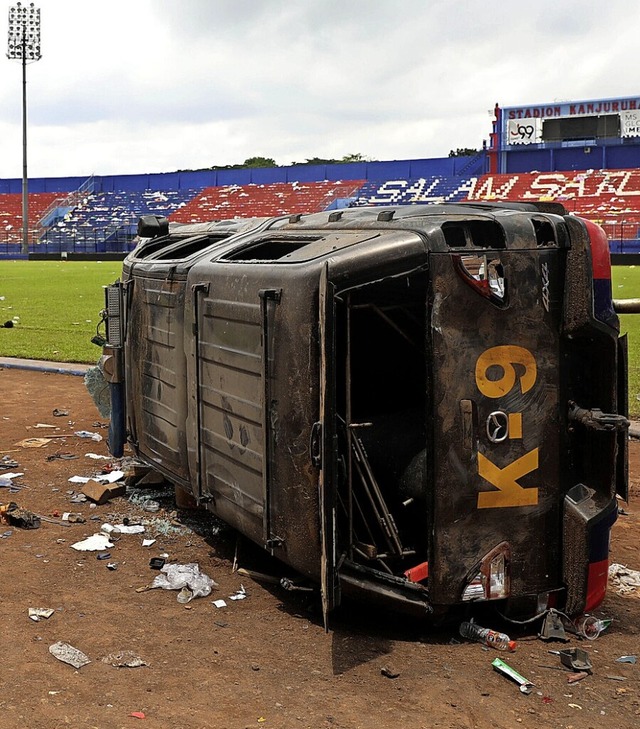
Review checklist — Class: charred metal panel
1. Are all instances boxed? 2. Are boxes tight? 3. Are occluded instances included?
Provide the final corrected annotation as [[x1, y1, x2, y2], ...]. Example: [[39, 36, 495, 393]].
[[429, 247, 564, 603], [196, 291, 265, 542], [125, 275, 190, 483]]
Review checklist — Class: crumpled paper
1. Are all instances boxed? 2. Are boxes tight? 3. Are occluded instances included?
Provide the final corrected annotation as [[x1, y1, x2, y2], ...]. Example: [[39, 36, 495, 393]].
[[609, 563, 640, 595]]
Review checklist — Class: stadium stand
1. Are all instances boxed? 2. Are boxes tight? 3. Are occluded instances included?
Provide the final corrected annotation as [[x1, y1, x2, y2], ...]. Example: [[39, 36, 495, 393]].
[[170, 180, 365, 223], [2, 167, 640, 256]]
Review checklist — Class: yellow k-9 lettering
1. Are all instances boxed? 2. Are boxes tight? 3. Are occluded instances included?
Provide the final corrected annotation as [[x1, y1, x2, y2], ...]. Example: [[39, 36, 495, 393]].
[[475, 345, 539, 509]]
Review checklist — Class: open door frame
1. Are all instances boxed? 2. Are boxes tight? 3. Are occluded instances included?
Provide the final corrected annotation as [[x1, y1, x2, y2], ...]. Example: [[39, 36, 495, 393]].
[[319, 263, 339, 630]]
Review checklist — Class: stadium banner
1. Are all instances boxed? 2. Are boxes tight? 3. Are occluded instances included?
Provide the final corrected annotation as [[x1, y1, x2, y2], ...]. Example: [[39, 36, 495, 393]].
[[507, 118, 542, 145], [620, 110, 640, 138]]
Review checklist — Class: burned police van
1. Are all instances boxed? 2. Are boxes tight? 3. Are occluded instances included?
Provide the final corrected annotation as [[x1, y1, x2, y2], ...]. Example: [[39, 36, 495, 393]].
[[99, 202, 629, 625]]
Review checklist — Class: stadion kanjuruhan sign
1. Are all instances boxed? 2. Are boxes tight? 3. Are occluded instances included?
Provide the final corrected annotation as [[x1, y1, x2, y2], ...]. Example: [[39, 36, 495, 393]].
[[501, 96, 640, 143]]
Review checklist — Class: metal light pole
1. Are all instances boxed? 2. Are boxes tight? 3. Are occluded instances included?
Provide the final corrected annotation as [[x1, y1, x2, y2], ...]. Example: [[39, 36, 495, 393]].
[[7, 3, 41, 256]]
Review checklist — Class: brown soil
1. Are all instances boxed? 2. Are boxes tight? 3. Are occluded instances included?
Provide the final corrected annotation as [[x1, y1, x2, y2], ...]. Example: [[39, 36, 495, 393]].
[[0, 367, 638, 729]]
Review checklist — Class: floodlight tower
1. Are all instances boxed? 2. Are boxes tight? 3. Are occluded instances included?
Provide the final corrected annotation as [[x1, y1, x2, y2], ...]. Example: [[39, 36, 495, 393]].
[[7, 3, 41, 256]]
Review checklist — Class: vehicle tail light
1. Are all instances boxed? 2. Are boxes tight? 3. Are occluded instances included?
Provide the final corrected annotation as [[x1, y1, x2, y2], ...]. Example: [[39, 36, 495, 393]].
[[583, 218, 617, 327], [462, 542, 511, 602]]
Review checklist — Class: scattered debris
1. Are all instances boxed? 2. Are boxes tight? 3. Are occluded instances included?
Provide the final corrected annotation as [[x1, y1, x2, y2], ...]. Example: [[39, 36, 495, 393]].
[[567, 671, 590, 684], [61, 512, 85, 523], [129, 712, 146, 720], [85, 452, 110, 460], [229, 585, 247, 601], [80, 480, 126, 505], [381, 666, 400, 679], [609, 563, 640, 595], [0, 502, 40, 529], [212, 599, 227, 608], [97, 552, 111, 560], [74, 430, 103, 441], [141, 538, 156, 547], [616, 655, 637, 664], [538, 609, 569, 642], [52, 408, 69, 417], [0, 472, 23, 490], [107, 562, 118, 571], [459, 620, 516, 651], [46, 452, 77, 461], [573, 614, 611, 640], [102, 651, 147, 668], [49, 641, 90, 669], [71, 533, 114, 552], [0, 456, 19, 469], [559, 648, 592, 672], [149, 557, 166, 570], [491, 658, 535, 694], [28, 607, 54, 622], [151, 563, 217, 599], [177, 587, 194, 604], [33, 423, 56, 429], [15, 437, 52, 448]]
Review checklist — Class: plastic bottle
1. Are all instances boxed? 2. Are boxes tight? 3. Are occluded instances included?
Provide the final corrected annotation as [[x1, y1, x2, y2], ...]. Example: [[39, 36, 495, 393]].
[[459, 620, 517, 651]]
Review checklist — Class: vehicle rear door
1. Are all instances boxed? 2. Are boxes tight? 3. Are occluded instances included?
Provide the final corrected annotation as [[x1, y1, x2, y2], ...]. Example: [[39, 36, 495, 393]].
[[428, 241, 565, 604]]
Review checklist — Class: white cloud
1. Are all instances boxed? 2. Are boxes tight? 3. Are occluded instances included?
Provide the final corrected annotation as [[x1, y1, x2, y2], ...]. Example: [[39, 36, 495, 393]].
[[0, 0, 638, 178]]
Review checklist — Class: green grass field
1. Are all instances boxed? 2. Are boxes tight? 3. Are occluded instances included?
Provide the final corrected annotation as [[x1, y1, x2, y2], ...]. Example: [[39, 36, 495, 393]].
[[2, 260, 640, 414], [0, 260, 122, 363]]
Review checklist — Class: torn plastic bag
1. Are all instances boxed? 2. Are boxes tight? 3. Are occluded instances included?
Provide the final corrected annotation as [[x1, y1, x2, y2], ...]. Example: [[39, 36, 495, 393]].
[[151, 562, 217, 598]]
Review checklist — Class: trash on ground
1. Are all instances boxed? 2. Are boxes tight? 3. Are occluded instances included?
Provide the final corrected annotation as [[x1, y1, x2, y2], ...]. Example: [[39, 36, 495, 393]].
[[141, 538, 156, 547], [102, 523, 145, 535], [177, 587, 194, 604], [616, 655, 637, 664], [459, 620, 516, 651], [149, 557, 166, 570], [605, 674, 628, 681], [492, 658, 535, 694], [538, 609, 569, 642], [61, 512, 85, 523], [129, 712, 146, 720], [381, 666, 400, 678], [102, 651, 147, 668], [0, 502, 41, 529], [212, 599, 227, 608], [142, 499, 160, 513], [28, 607, 54, 621], [49, 641, 90, 669], [15, 437, 51, 448], [559, 648, 592, 672], [52, 408, 69, 417], [46, 452, 77, 461], [74, 430, 103, 441], [71, 533, 114, 552], [609, 563, 640, 595], [229, 585, 247, 601], [151, 563, 217, 599], [80, 480, 126, 505], [97, 552, 111, 560], [107, 562, 118, 570], [0, 456, 19, 469], [0, 472, 23, 489], [85, 452, 110, 460], [573, 614, 611, 640], [567, 671, 590, 683], [70, 470, 124, 485]]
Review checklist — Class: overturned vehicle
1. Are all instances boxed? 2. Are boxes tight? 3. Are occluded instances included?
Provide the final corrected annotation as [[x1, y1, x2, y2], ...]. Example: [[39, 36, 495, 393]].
[[98, 203, 629, 625]]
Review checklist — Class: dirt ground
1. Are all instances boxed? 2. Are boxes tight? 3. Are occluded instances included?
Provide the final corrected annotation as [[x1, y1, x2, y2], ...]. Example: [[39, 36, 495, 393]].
[[0, 367, 639, 729]]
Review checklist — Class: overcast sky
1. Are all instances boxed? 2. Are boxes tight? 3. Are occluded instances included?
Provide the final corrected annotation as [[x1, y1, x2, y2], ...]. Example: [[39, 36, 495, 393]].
[[0, 0, 638, 180]]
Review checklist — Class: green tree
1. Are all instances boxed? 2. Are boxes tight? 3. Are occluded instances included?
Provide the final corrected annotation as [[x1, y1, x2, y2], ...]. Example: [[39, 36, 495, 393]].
[[448, 147, 479, 158], [242, 156, 277, 168]]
